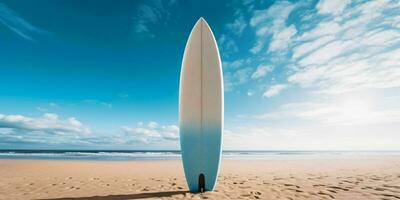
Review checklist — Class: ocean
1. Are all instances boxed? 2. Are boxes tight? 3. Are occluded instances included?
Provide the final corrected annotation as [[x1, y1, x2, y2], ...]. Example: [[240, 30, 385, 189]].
[[0, 150, 398, 161]]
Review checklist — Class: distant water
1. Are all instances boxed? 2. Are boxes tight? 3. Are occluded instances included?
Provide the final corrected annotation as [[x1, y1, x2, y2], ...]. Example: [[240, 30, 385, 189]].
[[0, 150, 398, 161]]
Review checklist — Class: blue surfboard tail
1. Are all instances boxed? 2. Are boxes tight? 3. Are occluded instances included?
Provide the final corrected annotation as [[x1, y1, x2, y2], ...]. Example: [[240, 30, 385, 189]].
[[180, 123, 223, 192]]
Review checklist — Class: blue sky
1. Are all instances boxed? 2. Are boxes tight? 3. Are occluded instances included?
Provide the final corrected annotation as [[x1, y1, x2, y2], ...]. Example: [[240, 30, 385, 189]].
[[0, 0, 399, 150]]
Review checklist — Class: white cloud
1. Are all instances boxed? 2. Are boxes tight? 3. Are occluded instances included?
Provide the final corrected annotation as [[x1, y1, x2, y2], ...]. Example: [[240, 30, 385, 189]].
[[292, 35, 334, 59], [224, 67, 252, 91], [222, 59, 244, 69], [147, 121, 158, 129], [288, 0, 400, 95], [122, 121, 179, 143], [254, 94, 400, 126], [263, 84, 288, 98], [133, 0, 175, 36], [298, 40, 352, 66], [223, 122, 400, 150], [226, 14, 247, 36], [223, 126, 305, 150], [218, 34, 239, 56], [251, 64, 273, 79], [0, 113, 90, 135], [68, 117, 83, 128], [268, 25, 297, 52], [237, 91, 400, 150], [249, 1, 294, 27], [122, 126, 160, 138], [234, 68, 252, 84], [249, 1, 297, 54], [160, 125, 179, 140], [250, 40, 264, 54], [297, 21, 341, 41], [290, 44, 400, 94], [316, 0, 350, 16], [43, 113, 58, 121], [0, 3, 46, 41], [359, 29, 399, 46]]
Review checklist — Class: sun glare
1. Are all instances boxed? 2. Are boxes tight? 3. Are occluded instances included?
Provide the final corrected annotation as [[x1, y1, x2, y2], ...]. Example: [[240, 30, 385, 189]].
[[335, 95, 375, 124]]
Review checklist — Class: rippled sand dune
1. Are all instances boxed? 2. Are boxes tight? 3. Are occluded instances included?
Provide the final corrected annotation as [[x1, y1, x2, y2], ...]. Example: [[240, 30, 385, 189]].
[[0, 157, 399, 199]]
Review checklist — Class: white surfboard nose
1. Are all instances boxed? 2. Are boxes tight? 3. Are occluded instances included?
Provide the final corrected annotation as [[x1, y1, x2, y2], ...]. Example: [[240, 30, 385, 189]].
[[198, 17, 205, 22]]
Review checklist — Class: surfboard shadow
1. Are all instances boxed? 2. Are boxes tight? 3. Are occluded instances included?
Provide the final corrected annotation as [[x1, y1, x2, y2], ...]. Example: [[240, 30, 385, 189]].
[[37, 190, 189, 200]]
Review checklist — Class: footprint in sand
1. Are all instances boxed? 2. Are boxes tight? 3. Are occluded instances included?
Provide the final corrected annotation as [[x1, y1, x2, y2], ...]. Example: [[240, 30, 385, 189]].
[[284, 183, 300, 188], [313, 184, 326, 187], [328, 186, 349, 191], [327, 189, 337, 193], [341, 180, 354, 184], [317, 191, 335, 199], [240, 193, 251, 197], [372, 193, 400, 199], [66, 186, 80, 190], [383, 184, 400, 190], [374, 187, 386, 191], [287, 188, 303, 193], [370, 176, 382, 181]]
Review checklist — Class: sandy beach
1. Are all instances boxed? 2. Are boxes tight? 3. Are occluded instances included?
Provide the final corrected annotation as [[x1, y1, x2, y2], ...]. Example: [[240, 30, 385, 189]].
[[0, 156, 399, 200]]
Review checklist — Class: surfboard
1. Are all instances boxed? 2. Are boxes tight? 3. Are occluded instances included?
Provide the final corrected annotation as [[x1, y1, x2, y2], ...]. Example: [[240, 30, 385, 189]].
[[179, 17, 224, 193]]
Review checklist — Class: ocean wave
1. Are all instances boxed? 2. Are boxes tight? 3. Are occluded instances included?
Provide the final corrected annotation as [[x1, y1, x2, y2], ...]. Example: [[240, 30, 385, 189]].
[[0, 150, 399, 160]]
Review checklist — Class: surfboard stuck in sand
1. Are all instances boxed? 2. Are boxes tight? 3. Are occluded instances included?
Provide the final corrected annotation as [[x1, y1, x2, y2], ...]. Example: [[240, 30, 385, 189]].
[[179, 17, 224, 193]]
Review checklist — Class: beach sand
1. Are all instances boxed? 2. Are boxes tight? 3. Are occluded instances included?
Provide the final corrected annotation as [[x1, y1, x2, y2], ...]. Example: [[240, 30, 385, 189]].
[[0, 156, 399, 200]]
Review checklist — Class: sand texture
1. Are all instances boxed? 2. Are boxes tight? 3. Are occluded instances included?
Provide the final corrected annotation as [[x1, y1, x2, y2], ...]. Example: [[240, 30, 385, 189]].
[[0, 156, 400, 200]]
